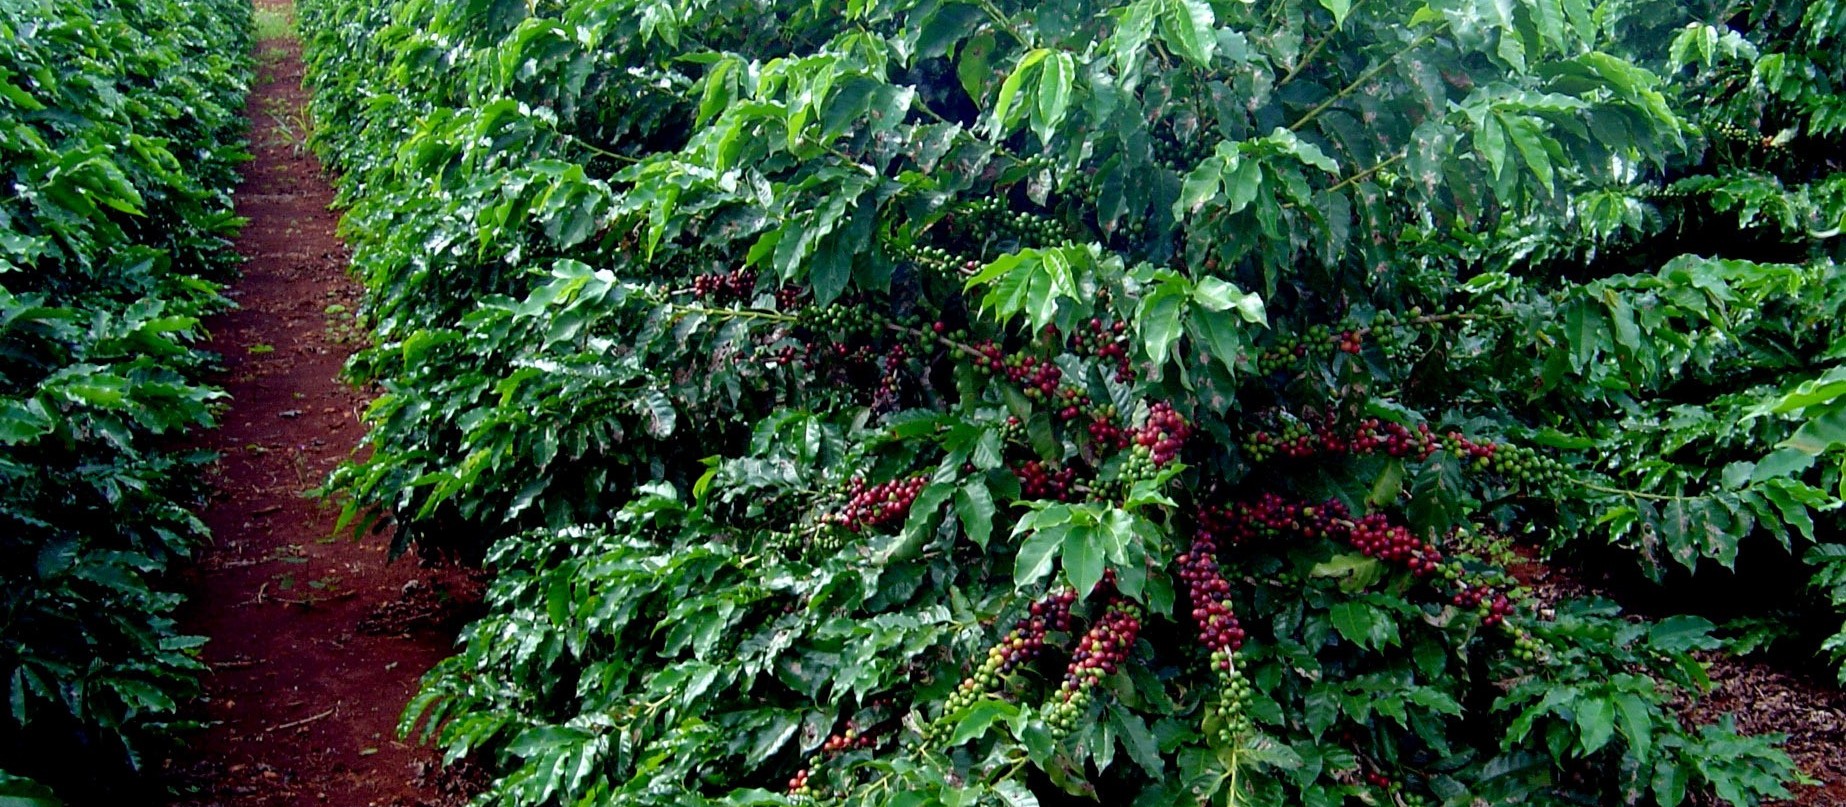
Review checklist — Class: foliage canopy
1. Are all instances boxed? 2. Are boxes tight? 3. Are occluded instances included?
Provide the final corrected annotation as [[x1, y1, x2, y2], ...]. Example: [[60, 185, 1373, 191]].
[[299, 0, 1844, 803]]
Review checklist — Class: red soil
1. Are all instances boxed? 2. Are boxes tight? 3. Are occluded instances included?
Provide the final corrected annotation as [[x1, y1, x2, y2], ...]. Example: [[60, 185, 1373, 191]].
[[163, 9, 480, 805]]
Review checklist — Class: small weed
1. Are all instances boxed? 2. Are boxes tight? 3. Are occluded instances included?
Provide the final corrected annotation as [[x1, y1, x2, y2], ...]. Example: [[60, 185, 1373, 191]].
[[266, 108, 315, 156], [248, 343, 275, 355], [253, 7, 295, 41]]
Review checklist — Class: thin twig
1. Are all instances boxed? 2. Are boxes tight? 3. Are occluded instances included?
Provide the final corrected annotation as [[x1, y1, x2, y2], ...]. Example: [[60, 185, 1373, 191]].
[[1289, 32, 1437, 133], [1581, 481, 1695, 502], [266, 707, 337, 734], [1325, 153, 1404, 195]]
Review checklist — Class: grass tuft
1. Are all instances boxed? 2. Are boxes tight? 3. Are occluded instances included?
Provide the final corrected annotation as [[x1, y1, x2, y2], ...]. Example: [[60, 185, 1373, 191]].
[[253, 6, 295, 41]]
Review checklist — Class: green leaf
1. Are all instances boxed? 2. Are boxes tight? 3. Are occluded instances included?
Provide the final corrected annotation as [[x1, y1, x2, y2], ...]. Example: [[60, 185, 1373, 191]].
[[993, 49, 1050, 133], [955, 480, 997, 549], [946, 699, 1019, 746], [1191, 277, 1246, 312], [1367, 458, 1406, 508], [1317, 0, 1353, 27], [1157, 0, 1216, 67], [1327, 600, 1397, 650], [1109, 0, 1157, 77], [1309, 553, 1385, 593], [1137, 276, 1190, 367], [1780, 406, 1846, 455], [1615, 693, 1653, 763], [1108, 704, 1165, 776], [1176, 157, 1223, 217], [636, 389, 676, 437], [1064, 524, 1106, 598], [1653, 758, 1690, 807], [1476, 114, 1509, 180], [1032, 52, 1075, 146], [957, 32, 997, 101], [1767, 370, 1846, 414], [1222, 157, 1263, 214], [1502, 114, 1556, 193], [1647, 615, 1720, 652], [1304, 686, 1340, 736], [1577, 695, 1616, 756], [1015, 526, 1066, 588], [993, 780, 1040, 807]]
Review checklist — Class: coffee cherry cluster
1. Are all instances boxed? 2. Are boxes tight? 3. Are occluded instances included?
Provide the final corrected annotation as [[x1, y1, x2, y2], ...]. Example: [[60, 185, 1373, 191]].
[[970, 341, 1064, 397], [1460, 440, 1569, 486], [1175, 535, 1245, 655], [818, 723, 877, 755], [1207, 495, 1448, 579], [798, 340, 881, 389], [1138, 402, 1191, 457], [873, 343, 913, 409], [1250, 311, 1428, 376], [1198, 494, 1538, 645], [1014, 460, 1079, 501], [1133, 402, 1190, 466], [1347, 513, 1443, 575], [899, 242, 982, 278], [771, 527, 847, 557], [1433, 430, 1570, 489], [1243, 416, 1437, 463], [1205, 656, 1255, 745], [690, 266, 757, 302], [954, 198, 1068, 249], [1086, 406, 1130, 450], [1045, 596, 1142, 738], [786, 767, 815, 798], [1014, 154, 1056, 174], [775, 285, 804, 311], [824, 475, 928, 533], [1151, 118, 1214, 171], [931, 588, 1080, 741], [1048, 385, 1091, 422], [787, 720, 883, 799], [1450, 584, 1516, 628], [1178, 528, 1258, 744], [1197, 493, 1343, 544], [1241, 414, 1568, 490], [1068, 317, 1135, 382], [799, 301, 880, 335]]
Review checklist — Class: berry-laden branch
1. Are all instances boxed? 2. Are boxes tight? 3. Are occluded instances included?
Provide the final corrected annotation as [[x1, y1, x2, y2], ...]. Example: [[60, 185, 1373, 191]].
[[787, 709, 897, 800], [925, 588, 1080, 743], [1244, 309, 1495, 378], [1045, 588, 1143, 738], [1177, 530, 1254, 745], [1198, 494, 1540, 642], [823, 475, 929, 533], [1240, 413, 1569, 491]]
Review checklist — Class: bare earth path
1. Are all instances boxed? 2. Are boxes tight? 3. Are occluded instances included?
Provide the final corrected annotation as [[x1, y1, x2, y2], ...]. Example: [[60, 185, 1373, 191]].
[[165, 7, 478, 805]]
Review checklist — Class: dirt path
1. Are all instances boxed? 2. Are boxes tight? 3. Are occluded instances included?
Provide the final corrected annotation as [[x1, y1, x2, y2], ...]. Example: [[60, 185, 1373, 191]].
[[164, 7, 479, 806]]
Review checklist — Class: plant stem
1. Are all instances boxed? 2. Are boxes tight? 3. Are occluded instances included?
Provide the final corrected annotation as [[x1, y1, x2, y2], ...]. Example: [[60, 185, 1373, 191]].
[[1581, 481, 1695, 502], [572, 135, 638, 164], [883, 320, 987, 359], [1325, 153, 1404, 195], [977, 0, 1030, 47], [1289, 32, 1437, 133], [669, 303, 798, 323]]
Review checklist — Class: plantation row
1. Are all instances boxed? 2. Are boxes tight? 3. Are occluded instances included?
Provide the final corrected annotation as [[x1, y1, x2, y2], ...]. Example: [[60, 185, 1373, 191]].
[[0, 0, 250, 801], [300, 0, 1842, 805]]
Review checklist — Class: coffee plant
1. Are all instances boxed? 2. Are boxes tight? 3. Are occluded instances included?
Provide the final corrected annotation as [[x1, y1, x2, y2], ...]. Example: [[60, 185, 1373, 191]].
[[297, 0, 1841, 803], [0, 0, 251, 800]]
